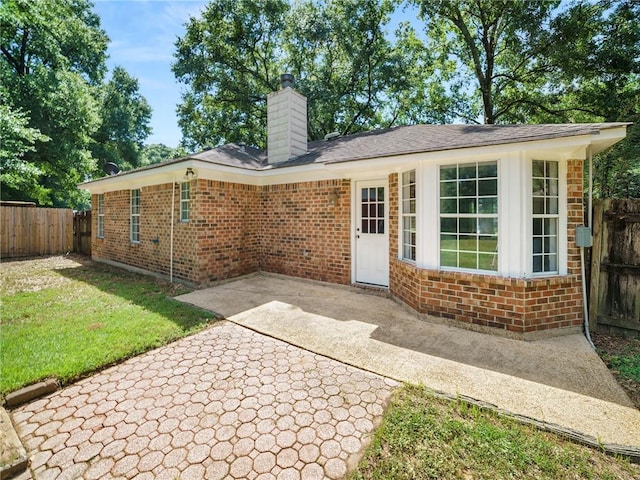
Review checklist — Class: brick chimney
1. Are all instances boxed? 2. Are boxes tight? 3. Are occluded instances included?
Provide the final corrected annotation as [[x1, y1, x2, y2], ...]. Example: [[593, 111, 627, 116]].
[[267, 74, 307, 164]]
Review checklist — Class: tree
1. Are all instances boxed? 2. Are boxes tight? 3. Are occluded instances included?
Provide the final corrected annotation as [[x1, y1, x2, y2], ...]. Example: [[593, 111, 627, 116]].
[[413, 0, 640, 197], [173, 0, 287, 151], [91, 66, 152, 173], [0, 102, 50, 204], [1, 0, 109, 207], [172, 0, 435, 150], [413, 0, 569, 124], [140, 143, 187, 167]]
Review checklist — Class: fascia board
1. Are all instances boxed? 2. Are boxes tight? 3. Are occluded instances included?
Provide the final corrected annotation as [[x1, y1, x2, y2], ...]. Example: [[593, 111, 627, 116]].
[[79, 159, 342, 194]]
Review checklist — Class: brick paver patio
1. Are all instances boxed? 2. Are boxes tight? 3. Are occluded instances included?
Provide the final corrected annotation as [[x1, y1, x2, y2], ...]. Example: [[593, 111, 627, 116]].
[[12, 322, 397, 479]]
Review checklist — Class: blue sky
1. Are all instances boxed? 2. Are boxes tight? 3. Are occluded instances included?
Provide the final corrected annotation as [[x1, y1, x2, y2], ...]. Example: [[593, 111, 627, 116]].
[[93, 0, 419, 149], [94, 1, 209, 148]]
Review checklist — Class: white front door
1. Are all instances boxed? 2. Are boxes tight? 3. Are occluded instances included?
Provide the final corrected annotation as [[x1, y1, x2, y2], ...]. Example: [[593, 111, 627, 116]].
[[355, 180, 389, 286]]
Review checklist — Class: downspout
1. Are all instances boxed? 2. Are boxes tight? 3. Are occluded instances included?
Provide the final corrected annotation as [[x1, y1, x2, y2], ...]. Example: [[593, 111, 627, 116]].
[[170, 177, 175, 283], [581, 146, 595, 349]]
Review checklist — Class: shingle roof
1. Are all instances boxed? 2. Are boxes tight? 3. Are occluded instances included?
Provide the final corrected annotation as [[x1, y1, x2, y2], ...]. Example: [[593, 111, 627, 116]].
[[82, 123, 629, 184], [187, 123, 628, 170]]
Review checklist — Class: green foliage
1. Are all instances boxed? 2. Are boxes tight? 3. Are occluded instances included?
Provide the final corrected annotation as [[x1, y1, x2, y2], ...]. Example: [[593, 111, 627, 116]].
[[0, 258, 213, 395], [173, 0, 436, 150], [0, 0, 152, 207], [91, 66, 153, 173], [140, 143, 187, 167], [351, 385, 640, 480]]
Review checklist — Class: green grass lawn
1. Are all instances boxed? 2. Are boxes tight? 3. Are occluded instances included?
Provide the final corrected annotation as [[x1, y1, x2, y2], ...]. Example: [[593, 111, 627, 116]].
[[351, 385, 640, 480], [0, 255, 216, 397]]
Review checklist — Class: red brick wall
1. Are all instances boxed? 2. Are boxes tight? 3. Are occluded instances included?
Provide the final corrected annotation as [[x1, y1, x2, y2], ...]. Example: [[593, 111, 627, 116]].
[[92, 178, 351, 286], [193, 180, 261, 284], [388, 160, 585, 335], [260, 179, 351, 284], [92, 183, 199, 283]]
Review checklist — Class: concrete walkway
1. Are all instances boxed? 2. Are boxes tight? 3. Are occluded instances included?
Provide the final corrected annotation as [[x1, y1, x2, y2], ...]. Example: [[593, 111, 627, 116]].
[[176, 273, 640, 452], [11, 322, 397, 479]]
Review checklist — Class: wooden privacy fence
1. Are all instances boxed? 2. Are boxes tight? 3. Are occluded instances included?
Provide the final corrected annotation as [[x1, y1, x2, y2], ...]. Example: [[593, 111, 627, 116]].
[[590, 199, 640, 335], [1, 205, 74, 258]]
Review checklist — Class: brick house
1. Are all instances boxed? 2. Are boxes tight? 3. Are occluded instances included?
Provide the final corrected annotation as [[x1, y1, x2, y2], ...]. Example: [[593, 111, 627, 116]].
[[80, 76, 628, 338]]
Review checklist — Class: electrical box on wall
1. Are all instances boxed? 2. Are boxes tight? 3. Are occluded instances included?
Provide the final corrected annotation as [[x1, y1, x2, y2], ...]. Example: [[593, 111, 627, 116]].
[[575, 226, 592, 247]]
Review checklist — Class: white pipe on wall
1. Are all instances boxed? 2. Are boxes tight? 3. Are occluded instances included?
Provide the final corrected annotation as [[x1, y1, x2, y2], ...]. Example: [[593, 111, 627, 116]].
[[170, 177, 175, 283]]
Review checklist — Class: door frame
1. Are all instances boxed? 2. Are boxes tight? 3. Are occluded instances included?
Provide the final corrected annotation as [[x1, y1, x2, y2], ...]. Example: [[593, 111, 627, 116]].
[[351, 178, 389, 287]]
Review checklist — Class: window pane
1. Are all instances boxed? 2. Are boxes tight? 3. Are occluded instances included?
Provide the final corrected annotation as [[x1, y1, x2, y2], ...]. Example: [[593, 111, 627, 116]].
[[440, 182, 457, 197], [362, 220, 368, 233], [459, 180, 476, 197], [546, 254, 557, 271], [459, 235, 477, 251], [362, 189, 368, 201], [533, 197, 545, 215], [440, 234, 457, 250], [544, 218, 557, 235], [532, 178, 545, 195], [478, 236, 497, 253], [533, 237, 543, 254], [441, 218, 457, 233], [478, 162, 497, 178], [361, 204, 368, 218], [459, 197, 476, 213], [478, 197, 497, 214], [440, 166, 457, 181], [459, 218, 476, 233], [478, 253, 497, 270], [547, 197, 558, 214], [369, 188, 376, 201], [459, 164, 477, 179], [378, 203, 384, 217], [548, 179, 558, 196], [377, 188, 384, 201], [532, 160, 545, 177], [478, 179, 497, 196], [479, 218, 497, 235], [378, 219, 384, 234], [370, 219, 377, 233], [441, 250, 457, 267], [533, 218, 543, 235], [440, 199, 457, 214], [533, 255, 543, 272], [369, 204, 377, 217], [547, 161, 558, 178], [459, 252, 477, 269]]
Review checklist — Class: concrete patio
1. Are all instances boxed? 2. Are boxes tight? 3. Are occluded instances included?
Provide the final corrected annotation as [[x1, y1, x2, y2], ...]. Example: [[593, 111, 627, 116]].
[[177, 273, 640, 453]]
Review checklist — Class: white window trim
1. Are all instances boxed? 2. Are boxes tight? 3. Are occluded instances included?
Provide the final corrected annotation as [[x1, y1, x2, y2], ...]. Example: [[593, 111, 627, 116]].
[[180, 182, 190, 222], [437, 160, 500, 274], [130, 189, 140, 244], [400, 170, 417, 262], [406, 152, 570, 278], [531, 159, 560, 275], [97, 194, 104, 239]]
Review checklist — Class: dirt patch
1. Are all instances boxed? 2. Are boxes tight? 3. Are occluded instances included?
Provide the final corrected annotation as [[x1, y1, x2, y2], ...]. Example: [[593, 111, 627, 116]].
[[0, 254, 89, 295], [593, 333, 640, 409]]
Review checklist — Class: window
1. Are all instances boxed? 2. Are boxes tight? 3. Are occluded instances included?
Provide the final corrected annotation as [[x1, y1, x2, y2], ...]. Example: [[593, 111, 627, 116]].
[[361, 187, 384, 234], [97, 194, 104, 238], [130, 189, 140, 243], [180, 182, 190, 222], [532, 160, 559, 274], [401, 170, 416, 261], [440, 161, 498, 271]]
